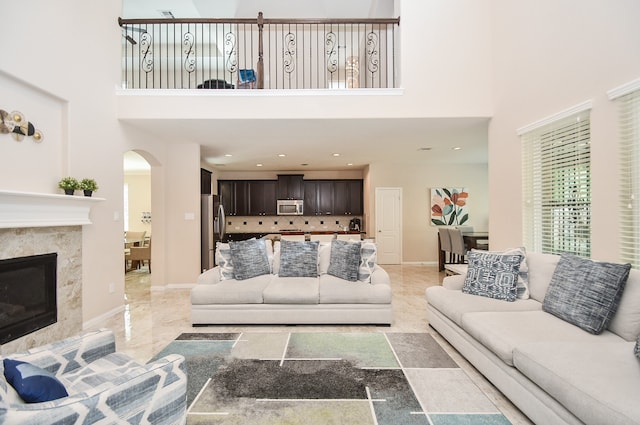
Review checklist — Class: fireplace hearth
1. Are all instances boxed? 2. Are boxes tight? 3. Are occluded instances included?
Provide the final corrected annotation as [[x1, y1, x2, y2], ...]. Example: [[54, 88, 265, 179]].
[[0, 253, 57, 344]]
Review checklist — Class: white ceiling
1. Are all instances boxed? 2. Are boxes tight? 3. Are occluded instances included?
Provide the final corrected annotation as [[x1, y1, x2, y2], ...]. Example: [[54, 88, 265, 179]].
[[120, 0, 489, 173]]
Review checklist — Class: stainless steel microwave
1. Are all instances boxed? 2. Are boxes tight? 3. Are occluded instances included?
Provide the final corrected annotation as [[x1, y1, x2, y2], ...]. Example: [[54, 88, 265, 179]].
[[277, 199, 304, 215]]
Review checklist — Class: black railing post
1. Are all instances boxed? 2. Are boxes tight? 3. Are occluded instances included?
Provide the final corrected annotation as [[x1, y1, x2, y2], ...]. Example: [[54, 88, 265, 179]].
[[257, 12, 264, 89]]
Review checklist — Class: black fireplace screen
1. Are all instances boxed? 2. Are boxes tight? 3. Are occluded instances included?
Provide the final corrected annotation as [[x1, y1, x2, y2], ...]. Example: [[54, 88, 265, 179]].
[[0, 253, 57, 344]]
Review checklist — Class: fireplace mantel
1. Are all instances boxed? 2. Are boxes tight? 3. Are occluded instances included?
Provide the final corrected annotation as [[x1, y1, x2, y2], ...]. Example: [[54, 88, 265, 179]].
[[0, 190, 104, 229]]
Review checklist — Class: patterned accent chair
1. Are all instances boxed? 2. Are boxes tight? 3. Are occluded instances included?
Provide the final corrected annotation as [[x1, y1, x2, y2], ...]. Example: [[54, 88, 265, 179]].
[[0, 329, 187, 424]]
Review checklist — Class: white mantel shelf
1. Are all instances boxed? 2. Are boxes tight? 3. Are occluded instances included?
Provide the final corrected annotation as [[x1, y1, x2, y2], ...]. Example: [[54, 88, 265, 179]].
[[0, 190, 105, 229]]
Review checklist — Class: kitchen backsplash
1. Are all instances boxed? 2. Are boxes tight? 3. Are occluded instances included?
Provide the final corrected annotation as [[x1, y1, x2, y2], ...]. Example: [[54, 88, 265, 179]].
[[226, 216, 363, 233]]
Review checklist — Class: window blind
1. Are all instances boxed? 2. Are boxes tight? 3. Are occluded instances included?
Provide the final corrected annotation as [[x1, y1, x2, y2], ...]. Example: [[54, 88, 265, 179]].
[[615, 89, 640, 268], [521, 111, 591, 256]]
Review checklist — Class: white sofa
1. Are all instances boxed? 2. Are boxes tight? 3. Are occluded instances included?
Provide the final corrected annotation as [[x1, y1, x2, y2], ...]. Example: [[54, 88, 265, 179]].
[[191, 239, 392, 325], [426, 252, 640, 425]]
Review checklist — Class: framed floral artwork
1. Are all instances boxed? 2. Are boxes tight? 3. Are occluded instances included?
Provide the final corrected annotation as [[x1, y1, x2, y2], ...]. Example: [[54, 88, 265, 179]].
[[431, 188, 469, 226]]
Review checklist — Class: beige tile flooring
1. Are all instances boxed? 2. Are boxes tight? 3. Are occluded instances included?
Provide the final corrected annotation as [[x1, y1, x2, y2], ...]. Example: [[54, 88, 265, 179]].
[[102, 264, 532, 425]]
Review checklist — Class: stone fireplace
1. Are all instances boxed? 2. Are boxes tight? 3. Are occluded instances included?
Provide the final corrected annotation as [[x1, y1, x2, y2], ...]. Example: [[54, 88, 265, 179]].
[[0, 190, 101, 354]]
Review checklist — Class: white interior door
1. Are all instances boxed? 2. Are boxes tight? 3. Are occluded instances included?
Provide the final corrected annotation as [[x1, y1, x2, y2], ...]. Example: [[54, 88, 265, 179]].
[[375, 187, 402, 264]]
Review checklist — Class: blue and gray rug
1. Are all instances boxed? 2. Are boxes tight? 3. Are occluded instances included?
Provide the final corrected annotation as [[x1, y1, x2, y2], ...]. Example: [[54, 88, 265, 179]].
[[151, 332, 512, 425]]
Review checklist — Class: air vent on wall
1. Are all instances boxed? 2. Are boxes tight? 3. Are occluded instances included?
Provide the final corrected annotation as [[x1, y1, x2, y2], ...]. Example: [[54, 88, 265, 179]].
[[159, 10, 175, 18]]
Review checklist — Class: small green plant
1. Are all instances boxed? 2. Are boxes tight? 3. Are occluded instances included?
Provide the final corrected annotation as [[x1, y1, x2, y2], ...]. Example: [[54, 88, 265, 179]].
[[58, 177, 80, 190], [79, 178, 99, 191]]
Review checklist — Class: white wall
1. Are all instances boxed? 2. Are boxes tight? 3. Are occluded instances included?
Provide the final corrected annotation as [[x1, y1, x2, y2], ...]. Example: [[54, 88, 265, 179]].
[[489, 0, 640, 262], [368, 162, 489, 263]]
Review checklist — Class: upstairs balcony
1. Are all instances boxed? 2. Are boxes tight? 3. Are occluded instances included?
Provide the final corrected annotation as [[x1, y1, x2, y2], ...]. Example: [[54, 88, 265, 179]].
[[118, 13, 400, 91]]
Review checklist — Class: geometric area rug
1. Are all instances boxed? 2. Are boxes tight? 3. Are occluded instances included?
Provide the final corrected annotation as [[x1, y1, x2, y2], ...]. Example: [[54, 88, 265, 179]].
[[150, 332, 513, 425]]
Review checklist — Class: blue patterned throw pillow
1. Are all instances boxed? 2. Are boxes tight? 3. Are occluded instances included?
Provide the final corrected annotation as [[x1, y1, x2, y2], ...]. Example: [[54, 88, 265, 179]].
[[462, 251, 524, 302], [3, 358, 68, 403], [229, 238, 271, 280], [327, 239, 361, 281], [542, 254, 631, 335], [279, 240, 319, 277]]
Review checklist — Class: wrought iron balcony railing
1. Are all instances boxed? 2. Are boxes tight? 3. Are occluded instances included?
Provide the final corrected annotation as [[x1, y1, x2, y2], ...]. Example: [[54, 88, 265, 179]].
[[119, 13, 400, 90]]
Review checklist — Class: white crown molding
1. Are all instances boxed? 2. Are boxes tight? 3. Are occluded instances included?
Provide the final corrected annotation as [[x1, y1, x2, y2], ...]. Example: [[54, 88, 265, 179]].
[[0, 190, 104, 229], [516, 100, 593, 136], [607, 77, 640, 100]]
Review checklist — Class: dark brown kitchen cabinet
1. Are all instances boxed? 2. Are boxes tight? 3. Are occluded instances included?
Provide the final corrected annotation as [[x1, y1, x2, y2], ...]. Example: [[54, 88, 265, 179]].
[[248, 180, 277, 216], [218, 180, 248, 216], [304, 180, 334, 215], [277, 174, 304, 199], [333, 180, 363, 215], [200, 168, 212, 195]]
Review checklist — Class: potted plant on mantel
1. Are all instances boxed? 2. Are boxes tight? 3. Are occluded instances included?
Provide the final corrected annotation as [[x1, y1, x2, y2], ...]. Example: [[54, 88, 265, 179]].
[[58, 177, 80, 195], [79, 178, 99, 197]]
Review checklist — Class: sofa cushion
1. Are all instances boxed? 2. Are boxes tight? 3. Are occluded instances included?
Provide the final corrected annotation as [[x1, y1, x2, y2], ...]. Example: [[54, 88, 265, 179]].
[[262, 276, 319, 304], [426, 286, 541, 328], [358, 240, 377, 283], [229, 238, 271, 280], [319, 274, 391, 304], [327, 239, 361, 281], [513, 341, 640, 425], [318, 242, 331, 274], [190, 274, 273, 304], [472, 247, 529, 299], [608, 268, 640, 341], [279, 240, 319, 278], [3, 358, 68, 403], [526, 252, 560, 302], [542, 254, 631, 334], [462, 250, 523, 302], [460, 311, 624, 366], [215, 242, 234, 280]]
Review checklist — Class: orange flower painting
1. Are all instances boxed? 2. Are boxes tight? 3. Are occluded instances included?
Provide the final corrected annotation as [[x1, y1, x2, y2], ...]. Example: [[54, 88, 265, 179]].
[[431, 188, 469, 226]]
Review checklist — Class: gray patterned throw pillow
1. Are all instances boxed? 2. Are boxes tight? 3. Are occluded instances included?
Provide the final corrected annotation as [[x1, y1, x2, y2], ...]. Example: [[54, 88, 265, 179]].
[[462, 251, 523, 302], [327, 239, 361, 281], [635, 335, 640, 359], [279, 240, 319, 278], [542, 254, 631, 335], [229, 239, 270, 280]]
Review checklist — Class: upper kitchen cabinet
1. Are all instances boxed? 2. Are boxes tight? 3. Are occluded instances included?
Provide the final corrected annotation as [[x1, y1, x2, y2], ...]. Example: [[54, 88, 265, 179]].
[[248, 180, 277, 216], [304, 180, 334, 216], [200, 168, 212, 195], [218, 180, 248, 216], [333, 180, 363, 215], [277, 174, 304, 200]]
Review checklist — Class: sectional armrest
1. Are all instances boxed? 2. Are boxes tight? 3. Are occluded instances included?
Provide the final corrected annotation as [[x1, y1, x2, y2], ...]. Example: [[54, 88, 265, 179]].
[[442, 274, 465, 290], [197, 266, 222, 285], [6, 329, 116, 377], [370, 265, 391, 286]]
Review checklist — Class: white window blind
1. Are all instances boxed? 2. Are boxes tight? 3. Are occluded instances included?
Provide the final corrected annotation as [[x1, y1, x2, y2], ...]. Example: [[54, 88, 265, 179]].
[[521, 110, 591, 256], [615, 88, 640, 268]]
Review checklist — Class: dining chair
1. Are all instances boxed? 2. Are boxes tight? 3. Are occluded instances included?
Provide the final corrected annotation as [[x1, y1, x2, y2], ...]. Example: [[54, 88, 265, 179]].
[[126, 236, 151, 272], [438, 227, 453, 264], [449, 228, 468, 264]]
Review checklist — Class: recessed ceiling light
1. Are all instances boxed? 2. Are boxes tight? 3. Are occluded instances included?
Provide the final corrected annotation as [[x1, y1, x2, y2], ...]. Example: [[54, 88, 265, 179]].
[[332, 153, 341, 157], [452, 147, 462, 151], [224, 154, 233, 157], [278, 154, 286, 157], [347, 163, 353, 166], [256, 163, 263, 167]]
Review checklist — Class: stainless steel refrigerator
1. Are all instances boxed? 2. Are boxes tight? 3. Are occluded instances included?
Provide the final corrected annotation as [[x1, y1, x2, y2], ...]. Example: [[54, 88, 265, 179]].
[[201, 194, 225, 271]]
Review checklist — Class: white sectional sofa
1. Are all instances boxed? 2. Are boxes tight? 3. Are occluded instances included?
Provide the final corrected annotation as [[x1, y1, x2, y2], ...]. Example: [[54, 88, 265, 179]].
[[191, 238, 392, 325], [426, 251, 640, 425]]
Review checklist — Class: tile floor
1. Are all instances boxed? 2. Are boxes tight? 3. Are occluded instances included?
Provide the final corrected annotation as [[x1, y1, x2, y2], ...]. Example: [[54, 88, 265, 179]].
[[101, 264, 533, 425]]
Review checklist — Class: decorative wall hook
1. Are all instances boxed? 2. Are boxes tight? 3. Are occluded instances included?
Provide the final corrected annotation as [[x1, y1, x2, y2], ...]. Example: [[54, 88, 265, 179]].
[[0, 109, 44, 142]]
